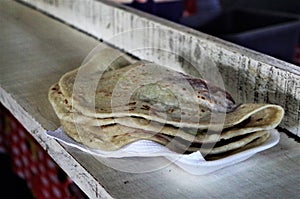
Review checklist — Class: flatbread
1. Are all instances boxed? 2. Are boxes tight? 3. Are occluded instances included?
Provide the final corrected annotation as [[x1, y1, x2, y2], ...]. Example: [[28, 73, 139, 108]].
[[58, 49, 236, 128], [204, 133, 270, 160], [61, 120, 269, 160], [164, 130, 269, 154], [48, 83, 115, 126], [114, 104, 283, 139], [57, 50, 283, 130], [61, 120, 170, 151], [49, 83, 283, 143], [48, 48, 284, 160]]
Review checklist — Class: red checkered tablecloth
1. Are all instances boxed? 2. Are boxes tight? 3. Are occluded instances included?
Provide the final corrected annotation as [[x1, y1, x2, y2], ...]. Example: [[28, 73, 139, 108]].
[[0, 105, 87, 199]]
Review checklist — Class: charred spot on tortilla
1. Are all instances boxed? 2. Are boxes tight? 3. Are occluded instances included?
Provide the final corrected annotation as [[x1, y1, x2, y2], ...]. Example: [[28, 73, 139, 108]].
[[179, 73, 236, 113]]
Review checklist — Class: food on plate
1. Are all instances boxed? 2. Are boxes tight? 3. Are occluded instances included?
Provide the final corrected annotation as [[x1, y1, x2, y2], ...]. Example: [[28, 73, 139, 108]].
[[48, 48, 284, 160]]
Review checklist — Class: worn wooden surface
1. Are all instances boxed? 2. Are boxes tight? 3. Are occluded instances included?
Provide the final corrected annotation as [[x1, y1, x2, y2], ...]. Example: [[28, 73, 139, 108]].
[[1, 1, 300, 199], [18, 0, 300, 137]]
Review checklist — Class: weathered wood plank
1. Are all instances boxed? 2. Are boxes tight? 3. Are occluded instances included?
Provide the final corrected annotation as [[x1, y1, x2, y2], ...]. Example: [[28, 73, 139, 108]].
[[1, 1, 300, 199], [0, 1, 112, 198], [18, 0, 300, 137]]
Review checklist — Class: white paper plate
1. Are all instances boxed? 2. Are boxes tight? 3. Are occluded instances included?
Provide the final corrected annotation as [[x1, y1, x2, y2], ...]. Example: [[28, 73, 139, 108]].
[[46, 129, 280, 175]]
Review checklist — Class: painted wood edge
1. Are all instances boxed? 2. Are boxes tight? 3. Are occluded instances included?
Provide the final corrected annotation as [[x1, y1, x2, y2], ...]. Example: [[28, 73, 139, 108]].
[[0, 87, 113, 199]]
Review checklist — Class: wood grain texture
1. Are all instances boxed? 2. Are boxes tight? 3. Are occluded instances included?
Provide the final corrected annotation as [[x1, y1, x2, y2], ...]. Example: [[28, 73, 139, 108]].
[[0, 1, 111, 198], [1, 1, 300, 199], [18, 0, 300, 137]]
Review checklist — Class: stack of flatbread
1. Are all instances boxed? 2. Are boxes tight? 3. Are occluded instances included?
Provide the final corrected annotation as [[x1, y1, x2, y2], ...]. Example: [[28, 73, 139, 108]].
[[48, 49, 284, 160]]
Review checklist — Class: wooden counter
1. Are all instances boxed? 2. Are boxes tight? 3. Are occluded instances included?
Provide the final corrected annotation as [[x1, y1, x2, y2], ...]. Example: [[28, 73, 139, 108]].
[[1, 1, 300, 198]]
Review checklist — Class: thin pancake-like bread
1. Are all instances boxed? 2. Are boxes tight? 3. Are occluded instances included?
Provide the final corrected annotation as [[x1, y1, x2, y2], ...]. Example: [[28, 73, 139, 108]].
[[163, 130, 269, 155], [61, 120, 270, 160], [48, 83, 115, 126], [48, 48, 284, 159], [61, 120, 170, 151], [58, 51, 235, 128], [49, 83, 283, 143], [204, 133, 270, 160], [58, 50, 283, 130]]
